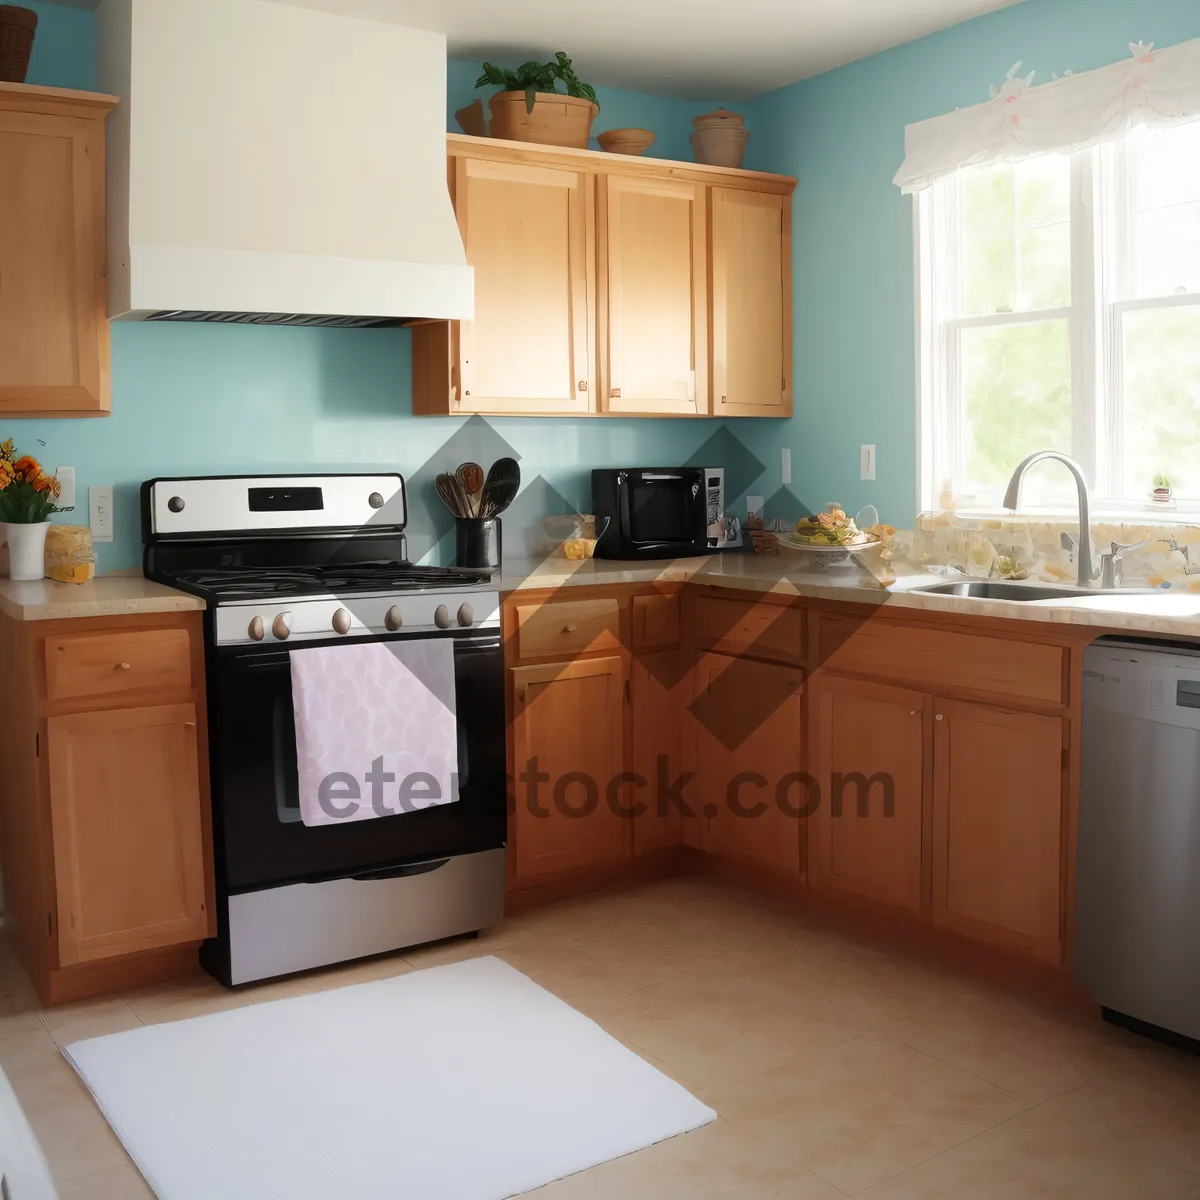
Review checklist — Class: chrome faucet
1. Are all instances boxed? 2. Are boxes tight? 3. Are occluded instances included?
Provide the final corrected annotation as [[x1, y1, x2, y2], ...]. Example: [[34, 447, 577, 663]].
[[1003, 451, 1095, 588]]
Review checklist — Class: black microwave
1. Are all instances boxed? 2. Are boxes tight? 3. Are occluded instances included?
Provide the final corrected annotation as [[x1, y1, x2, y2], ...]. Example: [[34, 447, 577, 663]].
[[592, 468, 724, 560]]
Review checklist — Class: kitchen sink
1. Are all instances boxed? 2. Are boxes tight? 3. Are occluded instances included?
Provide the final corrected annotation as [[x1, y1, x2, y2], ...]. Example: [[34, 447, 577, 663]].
[[908, 580, 1147, 602]]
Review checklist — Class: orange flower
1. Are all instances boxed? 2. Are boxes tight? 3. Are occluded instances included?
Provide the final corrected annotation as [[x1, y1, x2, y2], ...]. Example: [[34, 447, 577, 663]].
[[13, 455, 41, 481], [0, 460, 11, 490], [31, 474, 57, 495]]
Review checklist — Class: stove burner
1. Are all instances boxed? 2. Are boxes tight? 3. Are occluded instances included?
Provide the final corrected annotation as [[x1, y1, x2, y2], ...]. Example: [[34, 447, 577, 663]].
[[172, 562, 490, 601]]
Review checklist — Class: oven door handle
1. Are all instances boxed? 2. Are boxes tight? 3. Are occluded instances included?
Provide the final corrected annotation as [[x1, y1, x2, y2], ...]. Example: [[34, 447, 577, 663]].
[[349, 858, 450, 882]]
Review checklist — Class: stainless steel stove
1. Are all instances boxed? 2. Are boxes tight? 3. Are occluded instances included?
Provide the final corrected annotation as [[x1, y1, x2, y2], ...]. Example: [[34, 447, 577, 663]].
[[142, 474, 506, 986]]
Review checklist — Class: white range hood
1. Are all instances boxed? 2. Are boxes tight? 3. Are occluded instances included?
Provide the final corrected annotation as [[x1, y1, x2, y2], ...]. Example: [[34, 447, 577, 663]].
[[95, 0, 472, 326]]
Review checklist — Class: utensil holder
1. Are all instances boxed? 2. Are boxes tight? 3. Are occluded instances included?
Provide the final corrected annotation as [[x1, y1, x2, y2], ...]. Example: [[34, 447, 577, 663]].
[[456, 517, 501, 572]]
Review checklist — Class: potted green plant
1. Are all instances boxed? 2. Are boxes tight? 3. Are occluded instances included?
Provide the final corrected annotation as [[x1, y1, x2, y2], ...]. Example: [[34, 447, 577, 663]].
[[0, 438, 67, 580], [1152, 472, 1174, 503], [475, 52, 599, 148]]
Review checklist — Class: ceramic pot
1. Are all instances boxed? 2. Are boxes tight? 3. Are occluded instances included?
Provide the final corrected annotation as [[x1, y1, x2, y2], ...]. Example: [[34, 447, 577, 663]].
[[597, 128, 655, 156], [487, 91, 599, 148], [3, 520, 48, 580]]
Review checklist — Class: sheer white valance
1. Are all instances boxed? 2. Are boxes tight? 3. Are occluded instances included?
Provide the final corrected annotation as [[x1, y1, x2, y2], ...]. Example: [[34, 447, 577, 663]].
[[894, 37, 1200, 193]]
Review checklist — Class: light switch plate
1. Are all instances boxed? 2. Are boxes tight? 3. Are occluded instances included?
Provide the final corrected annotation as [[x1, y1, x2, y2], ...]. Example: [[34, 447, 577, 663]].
[[56, 466, 75, 511], [781, 448, 792, 486], [89, 485, 114, 542], [860, 444, 876, 481]]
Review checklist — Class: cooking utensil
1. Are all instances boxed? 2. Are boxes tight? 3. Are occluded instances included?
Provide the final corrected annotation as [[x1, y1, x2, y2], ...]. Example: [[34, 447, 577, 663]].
[[456, 462, 484, 516], [435, 472, 470, 517], [480, 457, 520, 518]]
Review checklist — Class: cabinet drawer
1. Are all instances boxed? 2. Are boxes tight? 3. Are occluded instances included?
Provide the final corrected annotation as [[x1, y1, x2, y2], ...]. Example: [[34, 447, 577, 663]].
[[691, 595, 804, 664], [818, 617, 1064, 705], [516, 598, 621, 660], [44, 629, 193, 701], [632, 593, 681, 650]]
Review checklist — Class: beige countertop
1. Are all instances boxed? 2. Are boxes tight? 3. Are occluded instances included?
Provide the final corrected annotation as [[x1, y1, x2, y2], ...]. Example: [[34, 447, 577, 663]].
[[498, 552, 1200, 640], [0, 575, 206, 622]]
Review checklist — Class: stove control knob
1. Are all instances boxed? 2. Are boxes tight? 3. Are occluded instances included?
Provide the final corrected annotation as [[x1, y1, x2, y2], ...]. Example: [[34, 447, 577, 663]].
[[434, 604, 451, 630], [332, 607, 352, 635], [272, 612, 292, 641], [457, 603, 474, 627], [248, 615, 265, 642], [384, 605, 403, 631]]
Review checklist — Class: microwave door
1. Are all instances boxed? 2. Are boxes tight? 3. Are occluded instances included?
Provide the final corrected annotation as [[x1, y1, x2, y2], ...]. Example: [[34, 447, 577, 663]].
[[625, 473, 695, 550]]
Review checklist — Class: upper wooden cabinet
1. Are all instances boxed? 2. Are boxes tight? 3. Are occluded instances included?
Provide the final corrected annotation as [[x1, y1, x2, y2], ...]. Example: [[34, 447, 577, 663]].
[[600, 175, 705, 415], [0, 83, 116, 417], [454, 156, 594, 414], [413, 135, 795, 418], [711, 188, 791, 417]]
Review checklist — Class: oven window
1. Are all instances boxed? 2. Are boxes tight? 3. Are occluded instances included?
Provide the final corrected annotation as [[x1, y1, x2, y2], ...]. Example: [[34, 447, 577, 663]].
[[628, 479, 691, 544]]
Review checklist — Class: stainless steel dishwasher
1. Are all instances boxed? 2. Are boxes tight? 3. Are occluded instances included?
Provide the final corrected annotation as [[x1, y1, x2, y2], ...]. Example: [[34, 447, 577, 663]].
[[1077, 638, 1200, 1047]]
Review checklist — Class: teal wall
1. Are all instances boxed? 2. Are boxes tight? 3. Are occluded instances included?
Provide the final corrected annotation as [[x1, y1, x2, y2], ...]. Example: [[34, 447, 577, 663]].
[[14, 6, 733, 571], [743, 0, 1200, 527]]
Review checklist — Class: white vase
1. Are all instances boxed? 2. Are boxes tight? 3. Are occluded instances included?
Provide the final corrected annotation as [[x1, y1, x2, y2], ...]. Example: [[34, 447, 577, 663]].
[[3, 521, 49, 581]]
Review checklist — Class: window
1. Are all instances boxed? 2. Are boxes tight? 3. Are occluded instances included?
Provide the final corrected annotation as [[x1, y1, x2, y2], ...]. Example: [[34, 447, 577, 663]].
[[917, 120, 1200, 514]]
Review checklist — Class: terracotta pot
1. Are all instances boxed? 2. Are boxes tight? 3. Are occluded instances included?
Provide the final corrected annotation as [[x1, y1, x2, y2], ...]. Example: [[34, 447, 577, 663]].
[[487, 91, 599, 149], [0, 5, 37, 84], [597, 128, 655, 156]]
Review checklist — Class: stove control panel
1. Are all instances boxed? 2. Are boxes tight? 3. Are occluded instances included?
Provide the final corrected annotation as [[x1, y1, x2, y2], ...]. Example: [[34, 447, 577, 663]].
[[216, 590, 501, 645]]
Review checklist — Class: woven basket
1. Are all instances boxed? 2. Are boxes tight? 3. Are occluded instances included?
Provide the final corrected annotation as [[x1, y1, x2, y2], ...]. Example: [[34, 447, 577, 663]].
[[0, 5, 37, 84]]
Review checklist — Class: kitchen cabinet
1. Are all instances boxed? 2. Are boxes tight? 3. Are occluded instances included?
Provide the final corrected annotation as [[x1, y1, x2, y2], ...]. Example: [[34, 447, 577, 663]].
[[0, 83, 117, 417], [509, 655, 628, 883], [810, 676, 929, 916], [630, 649, 685, 854], [600, 175, 705, 415], [690, 651, 804, 878], [48, 703, 209, 965], [0, 611, 214, 1004], [711, 188, 791, 417], [932, 699, 1064, 959], [451, 155, 594, 415], [413, 135, 795, 418]]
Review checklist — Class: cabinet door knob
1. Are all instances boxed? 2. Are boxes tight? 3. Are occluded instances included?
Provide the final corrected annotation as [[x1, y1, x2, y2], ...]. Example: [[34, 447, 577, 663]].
[[610, 387, 621, 399], [935, 713, 944, 721], [577, 380, 588, 392], [116, 662, 131, 670], [910, 709, 918, 715]]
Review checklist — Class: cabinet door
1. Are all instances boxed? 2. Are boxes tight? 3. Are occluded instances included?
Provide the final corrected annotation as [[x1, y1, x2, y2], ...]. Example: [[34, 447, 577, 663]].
[[510, 656, 628, 882], [630, 650, 684, 854], [691, 652, 803, 878], [932, 699, 1064, 960], [48, 704, 208, 965], [810, 676, 928, 916], [0, 107, 109, 415], [601, 175, 706, 415], [710, 188, 790, 417], [454, 156, 593, 414]]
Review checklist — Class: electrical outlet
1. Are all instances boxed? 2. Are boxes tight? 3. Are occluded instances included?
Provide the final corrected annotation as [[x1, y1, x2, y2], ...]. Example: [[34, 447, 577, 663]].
[[56, 466, 75, 510], [860, 444, 876, 481], [89, 485, 114, 542], [781, 448, 792, 486]]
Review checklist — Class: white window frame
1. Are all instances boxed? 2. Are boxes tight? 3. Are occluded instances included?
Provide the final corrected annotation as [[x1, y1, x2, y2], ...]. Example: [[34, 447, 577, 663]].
[[916, 135, 1200, 520]]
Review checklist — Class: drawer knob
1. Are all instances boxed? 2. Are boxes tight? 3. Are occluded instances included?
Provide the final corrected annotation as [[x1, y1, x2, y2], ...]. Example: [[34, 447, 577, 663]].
[[116, 662, 131, 670], [563, 622, 578, 633]]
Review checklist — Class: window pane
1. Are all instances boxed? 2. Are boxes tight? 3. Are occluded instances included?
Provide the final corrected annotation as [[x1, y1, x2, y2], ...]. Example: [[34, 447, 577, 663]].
[[961, 156, 1071, 315], [1130, 122, 1200, 298], [961, 319, 1072, 503], [1121, 305, 1200, 499]]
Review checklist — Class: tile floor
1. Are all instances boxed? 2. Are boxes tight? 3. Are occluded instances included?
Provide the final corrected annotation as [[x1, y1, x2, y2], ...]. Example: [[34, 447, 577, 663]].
[[2, 875, 1198, 1198]]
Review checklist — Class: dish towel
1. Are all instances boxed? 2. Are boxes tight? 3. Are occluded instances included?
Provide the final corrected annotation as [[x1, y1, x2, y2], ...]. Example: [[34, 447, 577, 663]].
[[291, 640, 459, 827]]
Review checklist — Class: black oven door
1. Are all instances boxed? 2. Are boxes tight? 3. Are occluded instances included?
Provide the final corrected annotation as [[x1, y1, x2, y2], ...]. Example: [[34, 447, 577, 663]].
[[208, 629, 506, 892], [621, 469, 708, 555]]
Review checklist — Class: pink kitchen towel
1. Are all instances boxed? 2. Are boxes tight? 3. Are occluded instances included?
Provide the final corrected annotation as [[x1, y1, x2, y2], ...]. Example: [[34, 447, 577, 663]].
[[290, 639, 459, 827]]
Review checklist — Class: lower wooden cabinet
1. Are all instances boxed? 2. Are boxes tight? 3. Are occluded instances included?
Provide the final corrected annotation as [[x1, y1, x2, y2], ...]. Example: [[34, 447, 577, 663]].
[[47, 703, 209, 965], [811, 676, 928, 916], [690, 652, 804, 878], [932, 699, 1065, 959], [630, 649, 685, 855], [510, 655, 628, 883]]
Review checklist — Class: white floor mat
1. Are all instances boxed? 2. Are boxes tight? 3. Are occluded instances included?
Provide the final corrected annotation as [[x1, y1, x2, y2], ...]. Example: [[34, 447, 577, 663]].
[[63, 955, 715, 1200]]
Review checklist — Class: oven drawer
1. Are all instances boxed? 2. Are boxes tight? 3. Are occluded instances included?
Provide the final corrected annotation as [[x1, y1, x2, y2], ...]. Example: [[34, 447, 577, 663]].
[[44, 629, 192, 701], [516, 598, 621, 660]]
